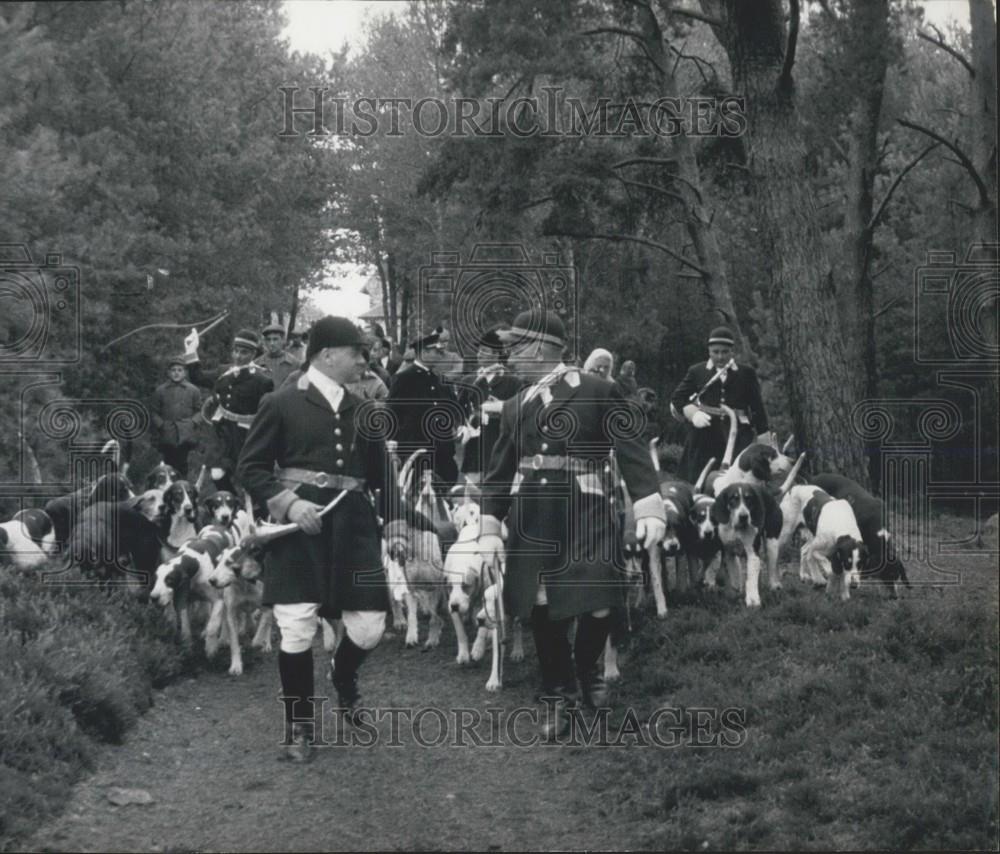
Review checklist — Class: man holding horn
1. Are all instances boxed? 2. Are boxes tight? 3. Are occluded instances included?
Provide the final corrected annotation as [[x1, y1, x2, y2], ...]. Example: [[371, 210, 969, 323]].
[[669, 325, 770, 483], [237, 316, 401, 763]]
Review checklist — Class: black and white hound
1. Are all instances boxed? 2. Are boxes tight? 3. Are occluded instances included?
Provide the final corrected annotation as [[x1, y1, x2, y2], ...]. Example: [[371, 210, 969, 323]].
[[710, 455, 804, 607], [810, 473, 909, 595], [710, 441, 795, 495], [163, 480, 199, 554], [145, 463, 181, 491], [0, 509, 58, 569], [780, 485, 868, 600]]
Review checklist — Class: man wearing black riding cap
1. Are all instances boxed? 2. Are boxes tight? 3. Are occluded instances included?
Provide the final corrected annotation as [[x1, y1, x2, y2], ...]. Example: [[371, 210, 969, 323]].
[[184, 327, 274, 492], [669, 325, 769, 483], [237, 315, 401, 763]]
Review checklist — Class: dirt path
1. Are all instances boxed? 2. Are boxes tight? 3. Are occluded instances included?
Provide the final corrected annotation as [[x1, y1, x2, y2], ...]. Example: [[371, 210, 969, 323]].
[[24, 628, 647, 853]]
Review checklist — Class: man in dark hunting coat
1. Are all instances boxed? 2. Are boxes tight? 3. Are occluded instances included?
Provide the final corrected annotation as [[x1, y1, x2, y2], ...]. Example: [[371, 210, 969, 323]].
[[453, 328, 525, 484], [669, 326, 769, 484], [237, 315, 400, 762], [386, 328, 461, 494], [476, 309, 666, 736], [184, 327, 274, 493]]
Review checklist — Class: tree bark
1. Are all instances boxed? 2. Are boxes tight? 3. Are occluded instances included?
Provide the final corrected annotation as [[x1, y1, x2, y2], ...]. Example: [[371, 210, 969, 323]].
[[624, 2, 754, 360], [968, 0, 998, 479], [702, 0, 870, 483], [841, 0, 888, 406]]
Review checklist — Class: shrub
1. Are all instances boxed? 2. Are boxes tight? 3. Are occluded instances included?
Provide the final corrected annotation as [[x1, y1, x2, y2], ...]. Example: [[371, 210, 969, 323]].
[[0, 565, 190, 848]]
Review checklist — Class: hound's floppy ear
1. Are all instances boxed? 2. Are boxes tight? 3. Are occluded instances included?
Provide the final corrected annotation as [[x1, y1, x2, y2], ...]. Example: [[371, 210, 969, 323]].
[[710, 493, 730, 525], [751, 448, 776, 483]]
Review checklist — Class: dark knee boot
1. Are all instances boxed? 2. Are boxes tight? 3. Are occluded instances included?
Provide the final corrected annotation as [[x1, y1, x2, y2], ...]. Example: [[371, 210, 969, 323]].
[[538, 615, 577, 740], [531, 605, 558, 698], [331, 635, 370, 726], [574, 613, 612, 710], [278, 649, 315, 762]]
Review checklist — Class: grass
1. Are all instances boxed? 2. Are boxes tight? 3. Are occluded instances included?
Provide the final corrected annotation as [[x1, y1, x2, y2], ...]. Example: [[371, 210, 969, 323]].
[[594, 523, 998, 851], [0, 563, 237, 851]]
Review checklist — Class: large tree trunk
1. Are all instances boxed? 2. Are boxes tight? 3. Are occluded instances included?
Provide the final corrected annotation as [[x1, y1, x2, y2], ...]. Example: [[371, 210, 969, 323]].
[[841, 0, 890, 486], [968, 0, 998, 479], [703, 0, 869, 483], [841, 0, 888, 403]]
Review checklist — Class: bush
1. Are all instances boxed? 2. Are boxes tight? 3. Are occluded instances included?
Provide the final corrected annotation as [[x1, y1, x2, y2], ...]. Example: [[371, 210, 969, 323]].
[[0, 564, 189, 848]]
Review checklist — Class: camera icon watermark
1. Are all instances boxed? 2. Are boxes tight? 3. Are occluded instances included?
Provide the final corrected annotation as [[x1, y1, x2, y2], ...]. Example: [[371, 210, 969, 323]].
[[0, 244, 81, 364], [913, 244, 999, 365], [417, 243, 578, 377]]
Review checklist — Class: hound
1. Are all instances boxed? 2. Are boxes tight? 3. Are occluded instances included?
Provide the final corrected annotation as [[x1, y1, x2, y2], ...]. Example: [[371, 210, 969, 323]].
[[0, 509, 58, 569], [145, 463, 181, 490], [150, 525, 238, 654], [162, 480, 200, 555], [810, 473, 909, 595], [711, 454, 804, 607], [443, 499, 524, 669], [208, 544, 273, 674], [384, 516, 448, 651], [779, 484, 868, 601]]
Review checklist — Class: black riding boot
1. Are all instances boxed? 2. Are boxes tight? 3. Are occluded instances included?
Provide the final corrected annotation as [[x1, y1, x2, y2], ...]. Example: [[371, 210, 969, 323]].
[[278, 649, 315, 762], [574, 612, 612, 710], [330, 635, 370, 727]]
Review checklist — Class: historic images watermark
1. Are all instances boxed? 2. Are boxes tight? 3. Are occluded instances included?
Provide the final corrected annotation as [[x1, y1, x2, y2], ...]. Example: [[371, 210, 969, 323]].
[[279, 85, 747, 139], [280, 699, 749, 749]]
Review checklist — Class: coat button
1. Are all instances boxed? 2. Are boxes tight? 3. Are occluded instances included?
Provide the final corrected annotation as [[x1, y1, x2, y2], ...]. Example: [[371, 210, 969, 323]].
[[540, 477, 548, 485], [336, 459, 344, 468], [336, 444, 343, 452], [541, 442, 549, 451], [334, 428, 342, 436]]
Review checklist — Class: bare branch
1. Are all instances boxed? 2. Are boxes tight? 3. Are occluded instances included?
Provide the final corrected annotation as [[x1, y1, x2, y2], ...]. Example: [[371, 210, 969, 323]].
[[897, 118, 993, 209], [616, 176, 688, 206], [873, 294, 905, 319], [869, 142, 940, 230], [558, 231, 709, 275], [582, 26, 645, 41], [918, 27, 975, 78], [669, 6, 724, 27], [612, 157, 680, 169]]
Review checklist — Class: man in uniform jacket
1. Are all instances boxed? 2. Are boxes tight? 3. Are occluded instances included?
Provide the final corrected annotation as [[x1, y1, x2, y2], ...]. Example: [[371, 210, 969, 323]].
[[476, 309, 666, 734], [669, 326, 769, 483], [255, 321, 301, 390], [183, 327, 274, 493], [237, 315, 400, 763], [386, 329, 461, 494], [453, 329, 525, 483], [150, 355, 203, 478]]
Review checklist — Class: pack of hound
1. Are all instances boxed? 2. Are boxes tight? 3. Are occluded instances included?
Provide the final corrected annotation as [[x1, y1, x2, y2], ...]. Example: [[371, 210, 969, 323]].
[[2, 416, 913, 693]]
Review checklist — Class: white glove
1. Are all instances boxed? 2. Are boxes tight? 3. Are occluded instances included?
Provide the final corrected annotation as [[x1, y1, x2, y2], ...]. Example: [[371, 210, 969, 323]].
[[184, 327, 200, 355], [480, 399, 503, 416], [636, 516, 666, 551], [690, 410, 712, 429], [210, 467, 224, 480]]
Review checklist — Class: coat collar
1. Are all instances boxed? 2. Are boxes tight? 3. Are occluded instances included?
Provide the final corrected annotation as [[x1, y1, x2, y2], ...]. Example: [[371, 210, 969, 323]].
[[705, 358, 738, 372], [296, 370, 359, 414]]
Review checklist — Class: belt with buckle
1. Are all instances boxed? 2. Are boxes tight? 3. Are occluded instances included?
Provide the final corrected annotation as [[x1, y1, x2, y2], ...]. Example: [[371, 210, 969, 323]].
[[275, 468, 367, 491], [696, 405, 747, 421], [517, 455, 606, 474], [217, 405, 255, 427]]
